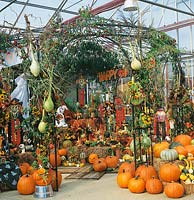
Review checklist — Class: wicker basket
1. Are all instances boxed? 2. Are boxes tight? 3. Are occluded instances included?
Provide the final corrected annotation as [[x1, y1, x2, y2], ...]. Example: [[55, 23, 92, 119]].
[[181, 180, 194, 195]]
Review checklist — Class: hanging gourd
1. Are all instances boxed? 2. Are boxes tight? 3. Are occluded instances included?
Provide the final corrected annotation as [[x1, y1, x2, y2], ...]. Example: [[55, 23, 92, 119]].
[[29, 43, 40, 77], [38, 109, 48, 133], [141, 132, 152, 149], [43, 64, 54, 112], [129, 40, 141, 70]]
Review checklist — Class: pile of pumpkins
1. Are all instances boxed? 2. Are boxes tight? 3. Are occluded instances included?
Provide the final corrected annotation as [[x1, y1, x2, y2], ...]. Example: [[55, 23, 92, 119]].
[[88, 153, 119, 171], [116, 133, 194, 198], [117, 161, 184, 198]]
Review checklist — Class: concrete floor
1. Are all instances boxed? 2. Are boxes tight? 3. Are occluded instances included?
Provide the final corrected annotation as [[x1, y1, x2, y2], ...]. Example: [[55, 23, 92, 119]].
[[1, 174, 194, 200]]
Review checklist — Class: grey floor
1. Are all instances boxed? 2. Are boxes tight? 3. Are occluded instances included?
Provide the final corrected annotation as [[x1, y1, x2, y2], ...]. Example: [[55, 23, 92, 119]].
[[1, 174, 194, 200]]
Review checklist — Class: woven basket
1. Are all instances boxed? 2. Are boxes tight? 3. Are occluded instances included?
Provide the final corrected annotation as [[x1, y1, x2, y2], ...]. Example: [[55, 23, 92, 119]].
[[181, 180, 194, 195]]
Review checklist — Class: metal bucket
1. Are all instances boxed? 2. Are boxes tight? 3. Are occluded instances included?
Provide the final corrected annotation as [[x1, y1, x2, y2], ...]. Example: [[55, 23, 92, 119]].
[[34, 185, 53, 198]]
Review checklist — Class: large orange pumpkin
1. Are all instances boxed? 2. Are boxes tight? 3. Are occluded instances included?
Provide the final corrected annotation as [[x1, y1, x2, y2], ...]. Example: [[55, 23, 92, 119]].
[[105, 156, 118, 168], [174, 134, 192, 146], [49, 153, 61, 167], [153, 141, 169, 158], [88, 154, 98, 164], [17, 174, 35, 195], [117, 169, 133, 188], [159, 163, 181, 182], [118, 162, 135, 177], [164, 182, 184, 198], [184, 145, 194, 156], [145, 177, 163, 194], [128, 176, 145, 193]]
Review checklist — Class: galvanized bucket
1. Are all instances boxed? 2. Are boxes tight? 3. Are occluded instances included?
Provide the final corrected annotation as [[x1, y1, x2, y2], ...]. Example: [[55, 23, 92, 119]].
[[34, 185, 53, 198]]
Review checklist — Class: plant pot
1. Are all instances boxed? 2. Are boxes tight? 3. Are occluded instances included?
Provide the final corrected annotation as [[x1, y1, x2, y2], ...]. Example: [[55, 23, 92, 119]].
[[34, 184, 53, 198]]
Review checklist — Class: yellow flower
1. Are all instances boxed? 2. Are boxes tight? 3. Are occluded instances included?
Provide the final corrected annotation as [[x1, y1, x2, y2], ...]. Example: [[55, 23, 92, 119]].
[[37, 167, 46, 175], [0, 94, 5, 101]]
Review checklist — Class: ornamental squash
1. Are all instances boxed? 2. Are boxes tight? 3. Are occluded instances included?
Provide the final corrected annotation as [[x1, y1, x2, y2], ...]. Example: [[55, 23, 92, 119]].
[[160, 149, 178, 161]]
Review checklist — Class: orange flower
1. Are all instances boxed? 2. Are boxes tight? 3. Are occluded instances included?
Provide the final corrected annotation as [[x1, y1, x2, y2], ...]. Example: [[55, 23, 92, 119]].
[[37, 167, 46, 175]]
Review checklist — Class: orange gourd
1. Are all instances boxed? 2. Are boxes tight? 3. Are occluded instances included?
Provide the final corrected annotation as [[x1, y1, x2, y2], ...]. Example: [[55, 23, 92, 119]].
[[145, 177, 163, 194], [159, 163, 181, 182], [174, 145, 188, 157], [164, 182, 184, 198], [58, 148, 67, 156], [184, 145, 194, 156], [128, 176, 145, 193], [17, 174, 35, 195]]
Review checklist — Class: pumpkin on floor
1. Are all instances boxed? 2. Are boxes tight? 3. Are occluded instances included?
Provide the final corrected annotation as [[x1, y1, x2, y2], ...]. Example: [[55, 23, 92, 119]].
[[17, 174, 35, 195], [145, 177, 163, 194], [105, 156, 118, 168], [164, 182, 184, 198], [117, 169, 134, 188], [128, 176, 145, 193], [93, 158, 107, 172], [159, 163, 181, 182]]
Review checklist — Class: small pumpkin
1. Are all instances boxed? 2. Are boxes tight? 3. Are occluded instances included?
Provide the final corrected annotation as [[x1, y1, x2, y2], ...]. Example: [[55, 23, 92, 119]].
[[160, 149, 178, 161], [184, 145, 194, 156], [17, 174, 35, 195], [164, 182, 184, 198], [105, 156, 118, 168], [93, 158, 107, 172], [145, 177, 163, 194], [174, 134, 192, 146], [159, 163, 181, 182], [117, 169, 133, 188], [128, 176, 145, 193], [153, 141, 169, 158], [88, 153, 98, 164]]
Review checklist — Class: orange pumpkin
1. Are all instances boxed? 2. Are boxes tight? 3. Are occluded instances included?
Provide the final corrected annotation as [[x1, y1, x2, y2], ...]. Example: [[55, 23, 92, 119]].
[[35, 172, 52, 186], [105, 156, 118, 168], [49, 153, 61, 167], [174, 145, 188, 157], [88, 154, 98, 164], [128, 176, 145, 193], [93, 158, 107, 172], [164, 182, 184, 198], [117, 169, 133, 188], [17, 174, 35, 195], [58, 148, 67, 156], [153, 141, 169, 158], [159, 163, 181, 182], [138, 165, 158, 182], [145, 177, 163, 194], [51, 170, 62, 190], [135, 165, 146, 176], [174, 134, 192, 146], [118, 162, 135, 177]]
